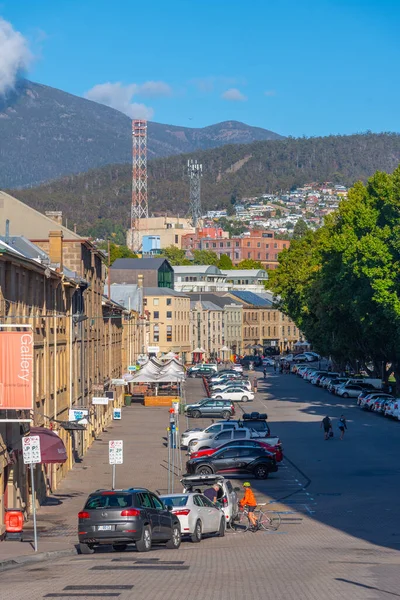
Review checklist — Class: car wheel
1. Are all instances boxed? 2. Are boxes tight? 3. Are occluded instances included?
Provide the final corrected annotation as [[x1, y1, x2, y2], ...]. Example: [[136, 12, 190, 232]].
[[216, 395, 222, 399], [166, 524, 181, 549], [241, 396, 248, 402], [112, 544, 128, 552], [192, 410, 201, 418], [191, 520, 202, 543], [136, 525, 152, 552], [190, 373, 196, 378], [217, 517, 225, 537], [195, 465, 213, 475], [79, 542, 95, 555], [254, 464, 270, 479], [222, 410, 231, 419], [342, 393, 349, 398]]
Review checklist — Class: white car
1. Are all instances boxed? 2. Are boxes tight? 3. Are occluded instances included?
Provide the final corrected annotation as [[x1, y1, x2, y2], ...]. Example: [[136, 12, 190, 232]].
[[262, 357, 275, 366], [181, 474, 239, 525], [160, 493, 225, 542], [189, 427, 264, 454], [384, 399, 400, 419], [181, 421, 238, 449], [211, 381, 252, 393], [304, 352, 321, 362], [232, 364, 243, 373], [212, 388, 255, 402]]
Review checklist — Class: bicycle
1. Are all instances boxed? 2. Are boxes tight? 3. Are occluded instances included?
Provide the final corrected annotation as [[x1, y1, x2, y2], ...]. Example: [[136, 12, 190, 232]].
[[231, 504, 281, 532]]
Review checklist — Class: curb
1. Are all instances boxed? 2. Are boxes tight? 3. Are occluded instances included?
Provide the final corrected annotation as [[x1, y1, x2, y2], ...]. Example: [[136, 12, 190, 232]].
[[0, 547, 78, 572]]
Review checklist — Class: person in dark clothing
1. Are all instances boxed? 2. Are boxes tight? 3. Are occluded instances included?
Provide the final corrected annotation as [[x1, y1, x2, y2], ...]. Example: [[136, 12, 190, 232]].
[[321, 416, 332, 440], [203, 484, 220, 503], [263, 368, 267, 379], [338, 415, 347, 440]]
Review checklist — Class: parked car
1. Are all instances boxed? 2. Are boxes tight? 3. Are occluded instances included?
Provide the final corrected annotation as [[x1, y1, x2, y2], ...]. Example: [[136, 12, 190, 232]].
[[320, 374, 340, 388], [359, 392, 392, 409], [181, 474, 239, 525], [310, 371, 330, 385], [188, 426, 265, 454], [304, 352, 321, 362], [240, 355, 263, 368], [303, 369, 319, 381], [336, 384, 367, 398], [296, 366, 309, 377], [159, 493, 225, 542], [186, 445, 278, 479], [185, 399, 235, 419], [384, 399, 400, 419], [211, 388, 255, 402], [262, 357, 275, 367], [208, 372, 245, 384], [292, 354, 309, 362], [187, 366, 217, 378], [189, 438, 283, 463], [78, 488, 181, 554], [181, 421, 238, 449], [232, 364, 243, 373], [371, 397, 394, 413], [211, 381, 252, 393], [327, 378, 348, 393]]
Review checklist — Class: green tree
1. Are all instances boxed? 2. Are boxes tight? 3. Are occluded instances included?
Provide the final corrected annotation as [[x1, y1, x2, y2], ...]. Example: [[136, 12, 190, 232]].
[[107, 243, 137, 265], [159, 245, 190, 266], [218, 254, 233, 269], [236, 259, 264, 270], [292, 218, 309, 239], [193, 249, 219, 265]]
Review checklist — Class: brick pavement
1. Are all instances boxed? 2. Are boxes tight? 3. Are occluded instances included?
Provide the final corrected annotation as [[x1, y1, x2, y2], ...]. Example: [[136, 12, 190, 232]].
[[1, 370, 400, 599]]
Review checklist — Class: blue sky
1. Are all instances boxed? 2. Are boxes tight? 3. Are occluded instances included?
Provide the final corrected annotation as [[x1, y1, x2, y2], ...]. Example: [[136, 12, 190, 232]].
[[1, 0, 400, 136]]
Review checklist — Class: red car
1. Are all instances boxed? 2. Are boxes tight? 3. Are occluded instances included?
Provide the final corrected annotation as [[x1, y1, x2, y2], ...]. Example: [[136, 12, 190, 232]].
[[190, 438, 283, 462]]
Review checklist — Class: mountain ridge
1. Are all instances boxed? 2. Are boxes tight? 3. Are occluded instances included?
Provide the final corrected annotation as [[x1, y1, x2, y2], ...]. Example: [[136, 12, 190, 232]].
[[0, 79, 282, 188]]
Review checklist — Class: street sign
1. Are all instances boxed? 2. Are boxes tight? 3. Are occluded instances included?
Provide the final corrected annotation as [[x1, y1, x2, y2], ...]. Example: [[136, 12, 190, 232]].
[[109, 440, 123, 464], [111, 379, 127, 386], [147, 346, 160, 354], [172, 401, 180, 415], [92, 397, 109, 405], [22, 435, 41, 464], [127, 365, 138, 372], [92, 384, 104, 392], [69, 409, 89, 423], [113, 408, 121, 420]]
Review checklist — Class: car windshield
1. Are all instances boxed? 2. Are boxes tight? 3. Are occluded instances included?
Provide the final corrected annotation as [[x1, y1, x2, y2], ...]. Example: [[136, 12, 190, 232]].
[[161, 495, 188, 507], [84, 493, 132, 509]]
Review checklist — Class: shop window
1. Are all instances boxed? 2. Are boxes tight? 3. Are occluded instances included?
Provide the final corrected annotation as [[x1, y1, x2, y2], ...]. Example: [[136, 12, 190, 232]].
[[167, 326, 172, 342]]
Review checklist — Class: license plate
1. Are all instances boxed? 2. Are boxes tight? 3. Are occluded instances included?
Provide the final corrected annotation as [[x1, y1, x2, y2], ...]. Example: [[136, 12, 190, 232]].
[[97, 525, 112, 531]]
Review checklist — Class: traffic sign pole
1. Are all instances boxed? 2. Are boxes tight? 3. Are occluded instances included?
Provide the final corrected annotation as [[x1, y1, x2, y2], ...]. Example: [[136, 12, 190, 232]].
[[30, 464, 38, 552], [109, 441, 123, 490], [112, 464, 116, 490]]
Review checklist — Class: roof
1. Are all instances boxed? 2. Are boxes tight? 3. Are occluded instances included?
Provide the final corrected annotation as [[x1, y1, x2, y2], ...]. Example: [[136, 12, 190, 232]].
[[187, 293, 242, 308], [222, 269, 267, 278], [144, 287, 189, 298], [111, 257, 171, 270], [173, 265, 223, 275], [106, 283, 142, 313], [0, 191, 82, 240], [229, 291, 273, 307], [190, 300, 223, 312], [0, 235, 50, 263]]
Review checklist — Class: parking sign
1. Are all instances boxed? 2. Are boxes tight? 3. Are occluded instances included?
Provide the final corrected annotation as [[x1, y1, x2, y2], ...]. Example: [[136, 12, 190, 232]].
[[109, 440, 123, 464], [23, 436, 41, 464], [113, 408, 121, 420]]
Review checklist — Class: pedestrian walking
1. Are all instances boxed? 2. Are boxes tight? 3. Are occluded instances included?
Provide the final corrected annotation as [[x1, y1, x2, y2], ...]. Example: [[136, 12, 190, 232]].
[[263, 367, 267, 379], [338, 415, 347, 440], [273, 361, 277, 373], [253, 376, 258, 393], [320, 415, 332, 440]]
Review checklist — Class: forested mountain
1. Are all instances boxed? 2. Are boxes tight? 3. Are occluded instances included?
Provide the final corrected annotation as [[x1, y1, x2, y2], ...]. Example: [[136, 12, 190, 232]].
[[10, 132, 400, 238], [0, 79, 282, 188]]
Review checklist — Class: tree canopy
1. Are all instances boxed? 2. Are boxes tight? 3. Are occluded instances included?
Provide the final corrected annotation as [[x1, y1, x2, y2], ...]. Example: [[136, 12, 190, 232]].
[[268, 165, 400, 386]]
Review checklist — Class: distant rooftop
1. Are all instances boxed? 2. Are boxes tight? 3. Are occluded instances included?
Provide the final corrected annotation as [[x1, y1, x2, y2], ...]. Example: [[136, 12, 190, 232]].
[[229, 291, 273, 307], [111, 258, 171, 270]]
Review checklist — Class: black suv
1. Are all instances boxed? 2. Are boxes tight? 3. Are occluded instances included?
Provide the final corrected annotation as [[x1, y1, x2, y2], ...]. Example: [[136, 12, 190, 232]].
[[78, 488, 181, 554], [186, 446, 277, 479], [185, 398, 235, 419]]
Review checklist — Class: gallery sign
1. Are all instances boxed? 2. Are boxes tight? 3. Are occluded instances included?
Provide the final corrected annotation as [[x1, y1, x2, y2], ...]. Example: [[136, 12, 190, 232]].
[[0, 331, 34, 410]]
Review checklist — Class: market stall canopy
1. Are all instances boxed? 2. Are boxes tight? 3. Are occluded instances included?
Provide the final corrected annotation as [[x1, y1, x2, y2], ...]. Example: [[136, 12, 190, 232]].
[[191, 347, 206, 354], [29, 427, 68, 464], [129, 356, 185, 383], [294, 341, 310, 347]]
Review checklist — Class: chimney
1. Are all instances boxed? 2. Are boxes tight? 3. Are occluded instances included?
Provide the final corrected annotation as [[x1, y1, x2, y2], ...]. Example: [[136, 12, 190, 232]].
[[137, 274, 143, 288], [48, 231, 63, 271], [45, 211, 63, 225]]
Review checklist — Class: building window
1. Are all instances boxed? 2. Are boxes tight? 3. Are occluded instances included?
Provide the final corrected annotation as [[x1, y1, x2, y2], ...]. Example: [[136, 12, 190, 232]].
[[235, 242, 240, 247], [153, 298, 159, 306], [288, 326, 291, 335], [247, 241, 251, 247], [282, 326, 285, 335], [154, 311, 159, 319], [266, 253, 269, 260], [248, 252, 251, 258], [213, 243, 217, 248], [265, 243, 269, 248], [220, 242, 224, 248], [227, 242, 231, 247], [257, 242, 261, 248], [166, 298, 172, 306], [175, 234, 179, 244], [275, 254, 278, 260], [153, 325, 160, 342], [206, 243, 209, 248], [257, 253, 261, 259], [235, 252, 239, 259], [283, 243, 287, 248], [274, 243, 278, 248], [167, 311, 172, 319], [167, 325, 172, 342]]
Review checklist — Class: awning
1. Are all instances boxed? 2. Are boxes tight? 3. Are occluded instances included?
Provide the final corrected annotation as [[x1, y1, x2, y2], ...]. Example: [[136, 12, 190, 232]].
[[59, 421, 87, 431], [29, 427, 68, 464], [191, 347, 206, 354]]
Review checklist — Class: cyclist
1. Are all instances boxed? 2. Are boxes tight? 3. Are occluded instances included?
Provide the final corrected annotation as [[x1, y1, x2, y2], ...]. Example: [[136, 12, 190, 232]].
[[239, 482, 258, 530]]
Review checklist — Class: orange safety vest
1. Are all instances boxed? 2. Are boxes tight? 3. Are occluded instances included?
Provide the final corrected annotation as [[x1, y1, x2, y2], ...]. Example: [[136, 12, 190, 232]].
[[239, 488, 257, 507]]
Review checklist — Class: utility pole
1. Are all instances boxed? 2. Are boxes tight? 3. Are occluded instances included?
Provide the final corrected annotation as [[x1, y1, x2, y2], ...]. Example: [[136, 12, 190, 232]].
[[187, 159, 202, 227]]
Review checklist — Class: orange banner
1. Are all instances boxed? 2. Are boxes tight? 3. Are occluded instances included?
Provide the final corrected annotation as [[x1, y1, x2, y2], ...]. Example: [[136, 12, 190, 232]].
[[0, 331, 33, 410]]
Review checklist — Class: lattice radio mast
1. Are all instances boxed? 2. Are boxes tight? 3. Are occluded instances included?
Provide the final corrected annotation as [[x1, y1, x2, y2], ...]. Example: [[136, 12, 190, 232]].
[[130, 119, 148, 252], [187, 159, 203, 227]]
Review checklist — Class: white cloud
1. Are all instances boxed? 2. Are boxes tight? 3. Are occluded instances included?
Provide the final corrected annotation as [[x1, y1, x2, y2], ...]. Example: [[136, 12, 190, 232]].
[[221, 88, 247, 102], [84, 82, 154, 119], [136, 80, 172, 97], [264, 90, 276, 97], [0, 17, 32, 95], [191, 76, 246, 93]]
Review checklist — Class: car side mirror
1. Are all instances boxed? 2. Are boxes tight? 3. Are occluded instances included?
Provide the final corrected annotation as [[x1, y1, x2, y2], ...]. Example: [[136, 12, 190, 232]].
[[166, 504, 173, 512], [234, 487, 241, 492]]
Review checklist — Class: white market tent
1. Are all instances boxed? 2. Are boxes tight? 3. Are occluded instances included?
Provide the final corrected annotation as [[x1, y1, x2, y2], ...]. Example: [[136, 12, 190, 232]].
[[130, 357, 185, 383]]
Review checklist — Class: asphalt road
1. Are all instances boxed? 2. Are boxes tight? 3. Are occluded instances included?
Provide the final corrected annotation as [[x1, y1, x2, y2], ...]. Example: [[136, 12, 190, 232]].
[[2, 368, 400, 600]]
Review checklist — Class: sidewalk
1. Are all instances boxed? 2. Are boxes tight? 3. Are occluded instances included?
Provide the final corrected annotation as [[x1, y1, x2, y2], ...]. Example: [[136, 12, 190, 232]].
[[0, 401, 182, 567]]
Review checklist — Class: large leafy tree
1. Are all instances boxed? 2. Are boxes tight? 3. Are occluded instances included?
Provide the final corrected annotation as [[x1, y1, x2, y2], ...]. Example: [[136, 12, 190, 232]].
[[160, 246, 191, 266], [237, 259, 264, 270], [218, 254, 233, 269], [192, 250, 219, 266]]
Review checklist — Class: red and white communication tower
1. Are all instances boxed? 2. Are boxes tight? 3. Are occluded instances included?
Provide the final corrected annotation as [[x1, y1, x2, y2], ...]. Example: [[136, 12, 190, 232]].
[[130, 119, 148, 252]]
